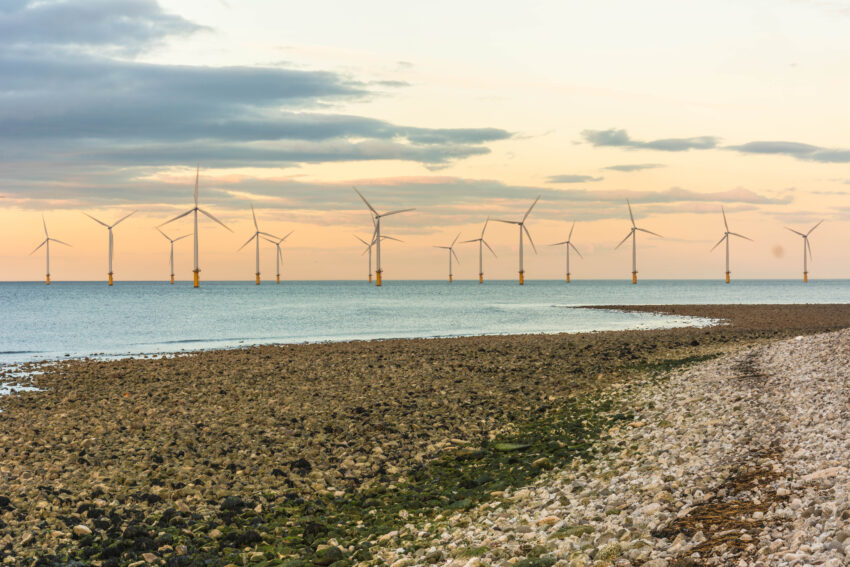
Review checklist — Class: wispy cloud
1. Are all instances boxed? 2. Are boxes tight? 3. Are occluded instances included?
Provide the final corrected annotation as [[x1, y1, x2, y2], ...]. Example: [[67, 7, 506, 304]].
[[582, 129, 719, 152], [726, 141, 850, 163], [546, 174, 603, 183], [602, 164, 666, 172]]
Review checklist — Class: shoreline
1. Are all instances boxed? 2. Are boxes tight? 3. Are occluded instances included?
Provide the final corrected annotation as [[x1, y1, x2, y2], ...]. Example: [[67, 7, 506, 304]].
[[2, 304, 850, 565]]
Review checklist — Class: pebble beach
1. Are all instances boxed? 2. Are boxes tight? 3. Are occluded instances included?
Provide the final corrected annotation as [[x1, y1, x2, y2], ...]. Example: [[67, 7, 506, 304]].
[[2, 304, 850, 566]]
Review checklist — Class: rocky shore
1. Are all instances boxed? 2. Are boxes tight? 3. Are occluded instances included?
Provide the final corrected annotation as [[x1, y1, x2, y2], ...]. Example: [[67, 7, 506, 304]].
[[1, 304, 849, 566]]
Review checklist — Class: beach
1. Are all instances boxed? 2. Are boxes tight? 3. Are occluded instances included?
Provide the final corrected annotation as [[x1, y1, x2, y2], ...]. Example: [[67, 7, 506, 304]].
[[2, 304, 850, 566]]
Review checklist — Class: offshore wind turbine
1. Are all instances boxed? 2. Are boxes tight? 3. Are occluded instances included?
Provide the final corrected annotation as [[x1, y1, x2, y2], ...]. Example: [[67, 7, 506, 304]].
[[84, 210, 136, 286], [550, 222, 582, 283], [462, 218, 496, 284], [237, 205, 279, 285], [353, 187, 414, 286], [157, 228, 190, 284], [495, 196, 540, 285], [786, 220, 823, 283], [159, 166, 232, 288], [615, 200, 662, 284], [263, 230, 294, 284], [711, 206, 753, 284], [434, 233, 461, 283], [30, 216, 71, 285], [354, 233, 402, 283]]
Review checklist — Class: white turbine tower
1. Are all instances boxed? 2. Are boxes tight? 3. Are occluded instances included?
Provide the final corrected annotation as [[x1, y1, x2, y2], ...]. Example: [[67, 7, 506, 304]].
[[434, 233, 461, 283], [84, 210, 136, 286], [159, 166, 232, 288], [550, 222, 582, 283], [156, 228, 190, 284], [353, 187, 414, 286], [462, 218, 496, 284], [238, 205, 279, 285], [711, 206, 753, 284], [263, 230, 294, 284], [495, 196, 540, 285], [354, 233, 401, 283], [786, 220, 823, 283], [615, 200, 662, 284], [31, 216, 71, 285]]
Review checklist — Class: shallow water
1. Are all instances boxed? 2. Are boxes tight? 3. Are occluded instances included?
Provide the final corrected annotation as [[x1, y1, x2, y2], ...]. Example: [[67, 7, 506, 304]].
[[0, 279, 847, 364]]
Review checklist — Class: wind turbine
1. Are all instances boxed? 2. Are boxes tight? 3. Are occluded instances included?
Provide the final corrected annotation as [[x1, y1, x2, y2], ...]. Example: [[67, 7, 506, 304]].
[[159, 166, 232, 288], [550, 222, 582, 283], [30, 216, 71, 285], [711, 206, 753, 284], [354, 233, 402, 283], [263, 231, 294, 284], [462, 218, 496, 284], [495, 196, 540, 285], [353, 187, 414, 286], [237, 205, 279, 285], [84, 210, 136, 286], [157, 228, 190, 284], [786, 220, 823, 283], [615, 200, 662, 284], [434, 233, 461, 283]]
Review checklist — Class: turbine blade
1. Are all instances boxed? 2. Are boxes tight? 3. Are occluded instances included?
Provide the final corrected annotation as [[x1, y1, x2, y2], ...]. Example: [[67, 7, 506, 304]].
[[522, 195, 540, 222], [174, 234, 191, 242], [729, 232, 753, 241], [278, 246, 284, 263], [157, 227, 171, 241], [550, 241, 569, 246], [434, 246, 450, 249], [523, 224, 537, 253], [807, 237, 813, 260], [452, 249, 460, 263], [258, 231, 279, 239], [381, 235, 403, 242], [30, 240, 47, 255], [483, 239, 497, 257], [722, 206, 728, 231], [51, 238, 72, 247], [570, 242, 583, 258], [807, 220, 824, 236], [493, 219, 519, 224], [481, 217, 489, 238], [198, 208, 233, 231], [84, 212, 109, 227], [354, 235, 370, 246], [353, 187, 378, 215], [42, 215, 48, 237], [111, 210, 136, 228], [251, 204, 258, 231], [568, 221, 575, 241], [710, 234, 727, 251], [615, 231, 633, 249], [381, 208, 415, 217], [279, 230, 294, 243], [238, 233, 257, 251], [451, 232, 460, 247], [785, 227, 805, 237], [158, 208, 194, 227], [627, 199, 635, 227], [636, 228, 663, 238], [460, 239, 480, 243]]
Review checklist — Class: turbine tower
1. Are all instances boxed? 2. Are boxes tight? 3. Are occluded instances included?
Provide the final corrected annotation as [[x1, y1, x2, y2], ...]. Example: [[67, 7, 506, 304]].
[[263, 231, 294, 284], [462, 218, 496, 283], [353, 187, 414, 286], [84, 211, 136, 286], [550, 222, 582, 283], [159, 166, 232, 288], [615, 200, 662, 284], [354, 233, 401, 283], [786, 220, 823, 283], [434, 233, 461, 283], [237, 205, 279, 285], [30, 216, 71, 285], [711, 206, 752, 284], [157, 228, 190, 284], [495, 196, 540, 285]]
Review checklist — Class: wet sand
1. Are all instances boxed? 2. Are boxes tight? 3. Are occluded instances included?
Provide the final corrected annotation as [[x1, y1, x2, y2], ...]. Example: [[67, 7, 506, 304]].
[[2, 304, 850, 565]]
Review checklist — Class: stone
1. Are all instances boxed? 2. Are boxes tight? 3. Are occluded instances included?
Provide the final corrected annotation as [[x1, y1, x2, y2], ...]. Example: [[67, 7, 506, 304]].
[[72, 525, 92, 537]]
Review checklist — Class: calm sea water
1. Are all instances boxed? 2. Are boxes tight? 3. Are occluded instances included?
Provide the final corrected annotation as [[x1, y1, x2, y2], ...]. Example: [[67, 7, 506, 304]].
[[1, 279, 847, 364]]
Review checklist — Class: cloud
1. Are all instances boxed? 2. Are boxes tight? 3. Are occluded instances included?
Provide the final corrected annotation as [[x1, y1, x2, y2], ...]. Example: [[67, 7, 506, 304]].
[[603, 164, 665, 172], [726, 141, 850, 163], [582, 129, 719, 152], [546, 175, 603, 183]]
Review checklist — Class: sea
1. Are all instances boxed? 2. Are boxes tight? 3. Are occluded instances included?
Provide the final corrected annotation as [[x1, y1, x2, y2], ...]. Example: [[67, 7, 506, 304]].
[[1, 279, 848, 365]]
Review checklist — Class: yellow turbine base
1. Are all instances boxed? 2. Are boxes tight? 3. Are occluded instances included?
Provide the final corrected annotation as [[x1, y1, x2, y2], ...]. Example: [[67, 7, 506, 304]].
[[479, 273, 483, 284], [519, 271, 524, 285], [108, 273, 113, 286], [255, 273, 260, 285], [376, 270, 382, 287], [449, 274, 453, 283], [193, 270, 199, 288], [368, 274, 372, 283], [46, 274, 50, 285], [725, 272, 730, 284], [804, 272, 808, 283], [566, 273, 571, 283], [170, 274, 175, 284], [632, 272, 637, 285], [276, 274, 280, 284]]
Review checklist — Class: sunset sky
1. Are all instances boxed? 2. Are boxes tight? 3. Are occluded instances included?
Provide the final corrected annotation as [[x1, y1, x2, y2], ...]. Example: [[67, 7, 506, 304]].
[[2, 0, 850, 281]]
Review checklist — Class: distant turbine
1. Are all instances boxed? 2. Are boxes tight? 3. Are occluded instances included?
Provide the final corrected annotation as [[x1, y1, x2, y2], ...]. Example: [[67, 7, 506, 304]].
[[157, 228, 190, 284], [786, 220, 823, 283], [550, 222, 582, 283], [237, 205, 279, 285], [462, 218, 496, 284], [263, 231, 294, 284], [711, 206, 753, 284], [30, 215, 71, 285], [353, 187, 414, 286], [84, 210, 136, 286], [159, 166, 232, 288], [354, 233, 401, 283], [495, 196, 540, 285], [434, 233, 462, 283], [615, 200, 662, 284]]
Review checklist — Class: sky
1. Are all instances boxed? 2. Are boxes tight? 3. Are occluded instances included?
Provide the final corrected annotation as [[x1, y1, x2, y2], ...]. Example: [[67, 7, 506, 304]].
[[2, 0, 850, 281]]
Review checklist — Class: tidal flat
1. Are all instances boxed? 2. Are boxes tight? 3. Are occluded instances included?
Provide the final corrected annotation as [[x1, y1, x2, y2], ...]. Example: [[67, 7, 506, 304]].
[[2, 304, 850, 566]]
